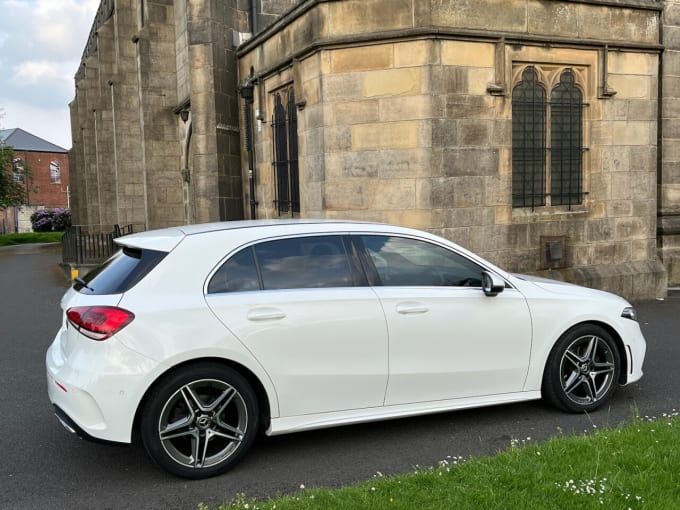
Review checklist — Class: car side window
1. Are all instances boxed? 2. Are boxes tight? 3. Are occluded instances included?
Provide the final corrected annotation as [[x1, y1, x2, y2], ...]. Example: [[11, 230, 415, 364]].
[[207, 247, 260, 294], [255, 235, 354, 290], [358, 235, 484, 287]]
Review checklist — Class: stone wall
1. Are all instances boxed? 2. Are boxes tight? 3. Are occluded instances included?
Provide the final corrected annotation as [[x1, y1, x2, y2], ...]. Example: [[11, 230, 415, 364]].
[[661, 0, 680, 284], [69, 0, 270, 231], [69, 0, 162, 231], [68, 0, 671, 298], [238, 0, 667, 299]]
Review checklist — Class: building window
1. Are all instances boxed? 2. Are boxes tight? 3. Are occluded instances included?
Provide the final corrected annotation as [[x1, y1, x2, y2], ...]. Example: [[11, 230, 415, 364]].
[[50, 160, 61, 184], [512, 67, 586, 209], [271, 87, 300, 215], [12, 158, 24, 183], [550, 70, 583, 206], [512, 68, 546, 208]]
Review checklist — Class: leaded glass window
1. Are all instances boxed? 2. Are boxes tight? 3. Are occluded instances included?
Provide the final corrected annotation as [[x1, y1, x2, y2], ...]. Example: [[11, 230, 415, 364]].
[[271, 87, 300, 215], [512, 67, 586, 209], [551, 70, 583, 207], [512, 67, 546, 208]]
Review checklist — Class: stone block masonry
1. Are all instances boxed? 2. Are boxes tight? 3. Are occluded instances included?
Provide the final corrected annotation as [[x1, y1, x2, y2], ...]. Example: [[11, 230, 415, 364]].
[[238, 0, 667, 299]]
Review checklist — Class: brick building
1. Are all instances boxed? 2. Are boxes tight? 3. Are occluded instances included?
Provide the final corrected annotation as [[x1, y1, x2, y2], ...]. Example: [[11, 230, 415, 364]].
[[70, 0, 680, 299], [0, 128, 69, 233]]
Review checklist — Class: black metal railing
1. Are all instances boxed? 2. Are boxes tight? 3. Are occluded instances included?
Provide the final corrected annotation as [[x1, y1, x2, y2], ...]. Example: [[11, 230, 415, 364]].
[[62, 224, 135, 265]]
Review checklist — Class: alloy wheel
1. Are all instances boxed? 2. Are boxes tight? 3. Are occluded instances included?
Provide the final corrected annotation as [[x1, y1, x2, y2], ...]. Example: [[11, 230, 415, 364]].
[[559, 334, 616, 406], [158, 378, 248, 469]]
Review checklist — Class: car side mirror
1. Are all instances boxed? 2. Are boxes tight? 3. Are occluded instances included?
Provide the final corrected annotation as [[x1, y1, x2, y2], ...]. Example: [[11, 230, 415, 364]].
[[482, 271, 505, 297]]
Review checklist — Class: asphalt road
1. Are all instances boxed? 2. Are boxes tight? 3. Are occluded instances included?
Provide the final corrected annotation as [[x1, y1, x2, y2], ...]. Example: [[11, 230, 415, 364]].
[[1, 243, 678, 510]]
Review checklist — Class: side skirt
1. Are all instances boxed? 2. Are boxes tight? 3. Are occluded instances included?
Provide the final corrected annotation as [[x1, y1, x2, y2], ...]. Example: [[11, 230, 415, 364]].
[[266, 391, 542, 436]]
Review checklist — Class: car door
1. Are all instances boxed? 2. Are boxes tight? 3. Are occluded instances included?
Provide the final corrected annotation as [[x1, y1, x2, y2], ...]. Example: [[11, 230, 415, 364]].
[[355, 235, 532, 406], [205, 234, 389, 417]]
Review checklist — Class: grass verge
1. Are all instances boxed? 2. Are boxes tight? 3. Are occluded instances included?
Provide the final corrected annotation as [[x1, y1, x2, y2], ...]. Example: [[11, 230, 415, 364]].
[[202, 411, 680, 510], [0, 231, 64, 246]]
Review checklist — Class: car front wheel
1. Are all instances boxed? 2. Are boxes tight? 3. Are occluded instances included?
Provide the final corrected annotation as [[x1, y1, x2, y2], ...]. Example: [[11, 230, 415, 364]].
[[542, 325, 621, 413], [140, 363, 259, 478]]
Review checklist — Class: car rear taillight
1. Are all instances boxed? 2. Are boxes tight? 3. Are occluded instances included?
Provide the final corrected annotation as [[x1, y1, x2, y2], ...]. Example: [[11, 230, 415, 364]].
[[66, 306, 135, 341]]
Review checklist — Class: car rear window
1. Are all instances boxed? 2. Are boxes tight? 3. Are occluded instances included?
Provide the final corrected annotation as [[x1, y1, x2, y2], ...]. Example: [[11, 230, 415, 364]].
[[74, 247, 167, 295]]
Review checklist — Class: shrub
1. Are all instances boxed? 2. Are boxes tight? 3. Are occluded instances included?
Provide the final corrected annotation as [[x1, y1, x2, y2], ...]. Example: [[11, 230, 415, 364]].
[[51, 208, 72, 231], [30, 209, 53, 232], [30, 208, 71, 232]]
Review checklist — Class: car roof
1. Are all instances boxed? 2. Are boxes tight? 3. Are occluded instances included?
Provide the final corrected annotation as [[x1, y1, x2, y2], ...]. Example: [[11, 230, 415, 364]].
[[177, 218, 375, 235], [115, 219, 387, 252]]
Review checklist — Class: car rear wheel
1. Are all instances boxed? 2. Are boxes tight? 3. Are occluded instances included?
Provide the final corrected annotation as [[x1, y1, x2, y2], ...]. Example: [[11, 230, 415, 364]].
[[542, 324, 620, 413], [140, 363, 259, 478]]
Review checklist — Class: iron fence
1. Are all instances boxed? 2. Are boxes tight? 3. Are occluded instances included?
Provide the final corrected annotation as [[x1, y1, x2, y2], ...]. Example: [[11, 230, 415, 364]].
[[62, 224, 135, 265]]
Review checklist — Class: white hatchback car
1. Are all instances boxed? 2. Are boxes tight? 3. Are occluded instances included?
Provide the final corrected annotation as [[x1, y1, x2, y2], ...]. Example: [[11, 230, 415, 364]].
[[47, 220, 646, 478]]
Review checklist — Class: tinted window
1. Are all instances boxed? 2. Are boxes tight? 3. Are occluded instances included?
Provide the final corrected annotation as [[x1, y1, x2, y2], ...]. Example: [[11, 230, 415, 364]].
[[75, 247, 167, 295], [207, 247, 260, 294], [255, 236, 354, 290], [359, 235, 483, 287]]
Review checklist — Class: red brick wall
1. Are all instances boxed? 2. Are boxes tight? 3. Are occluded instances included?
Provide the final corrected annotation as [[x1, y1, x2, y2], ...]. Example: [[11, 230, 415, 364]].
[[13, 150, 70, 208]]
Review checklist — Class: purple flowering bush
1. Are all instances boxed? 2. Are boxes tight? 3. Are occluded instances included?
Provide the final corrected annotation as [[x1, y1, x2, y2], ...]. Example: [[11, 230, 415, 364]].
[[30, 208, 72, 232]]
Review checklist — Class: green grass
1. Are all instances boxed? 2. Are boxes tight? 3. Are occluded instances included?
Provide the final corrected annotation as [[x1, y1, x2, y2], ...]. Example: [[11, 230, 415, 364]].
[[202, 411, 680, 510], [0, 231, 64, 246]]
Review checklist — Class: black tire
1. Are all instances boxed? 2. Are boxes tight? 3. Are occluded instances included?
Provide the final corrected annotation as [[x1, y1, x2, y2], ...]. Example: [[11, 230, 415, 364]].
[[542, 324, 621, 413], [140, 362, 259, 479]]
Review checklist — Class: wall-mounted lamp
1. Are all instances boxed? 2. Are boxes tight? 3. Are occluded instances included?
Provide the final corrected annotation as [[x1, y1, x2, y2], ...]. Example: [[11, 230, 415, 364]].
[[174, 99, 191, 123], [239, 79, 254, 103]]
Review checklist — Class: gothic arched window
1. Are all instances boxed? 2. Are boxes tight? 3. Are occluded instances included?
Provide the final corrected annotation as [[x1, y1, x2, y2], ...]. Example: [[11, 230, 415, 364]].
[[512, 67, 586, 209], [512, 67, 546, 208], [550, 70, 583, 206]]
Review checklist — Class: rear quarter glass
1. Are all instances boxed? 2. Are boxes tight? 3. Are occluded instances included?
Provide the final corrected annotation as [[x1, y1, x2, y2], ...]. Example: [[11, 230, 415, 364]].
[[74, 247, 167, 295]]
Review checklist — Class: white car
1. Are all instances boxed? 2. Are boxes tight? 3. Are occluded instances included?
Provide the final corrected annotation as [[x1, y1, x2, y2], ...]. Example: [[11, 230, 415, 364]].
[[46, 220, 646, 478]]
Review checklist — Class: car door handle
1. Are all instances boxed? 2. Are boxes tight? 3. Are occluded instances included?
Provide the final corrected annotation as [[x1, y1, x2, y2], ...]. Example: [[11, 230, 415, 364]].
[[247, 308, 286, 321], [395, 302, 428, 314]]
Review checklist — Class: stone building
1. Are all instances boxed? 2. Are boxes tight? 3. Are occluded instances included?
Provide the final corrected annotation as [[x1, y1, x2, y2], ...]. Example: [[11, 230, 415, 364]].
[[661, 0, 680, 286], [69, 0, 296, 231], [0, 128, 69, 233], [71, 0, 680, 299]]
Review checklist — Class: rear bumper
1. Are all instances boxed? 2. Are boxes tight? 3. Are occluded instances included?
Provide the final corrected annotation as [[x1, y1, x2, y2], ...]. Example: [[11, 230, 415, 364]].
[[46, 327, 162, 443], [52, 404, 125, 445]]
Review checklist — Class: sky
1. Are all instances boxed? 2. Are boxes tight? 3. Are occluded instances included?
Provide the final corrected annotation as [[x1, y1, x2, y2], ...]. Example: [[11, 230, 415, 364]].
[[0, 0, 99, 150]]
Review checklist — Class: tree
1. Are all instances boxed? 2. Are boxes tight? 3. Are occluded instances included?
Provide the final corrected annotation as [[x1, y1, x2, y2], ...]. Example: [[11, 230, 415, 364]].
[[0, 144, 28, 209]]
